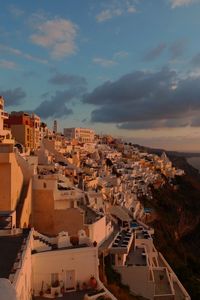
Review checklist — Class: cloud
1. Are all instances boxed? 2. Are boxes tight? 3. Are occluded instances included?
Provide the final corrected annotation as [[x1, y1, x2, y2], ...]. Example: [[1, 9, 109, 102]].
[[170, 0, 198, 8], [169, 39, 187, 59], [113, 51, 129, 59], [93, 50, 128, 68], [144, 40, 187, 62], [96, 9, 122, 22], [22, 71, 37, 78], [8, 5, 24, 17], [0, 44, 47, 64], [0, 87, 26, 106], [96, 1, 136, 22], [0, 59, 17, 70], [93, 57, 117, 67], [117, 119, 189, 130], [82, 67, 200, 129], [35, 82, 87, 119], [30, 18, 78, 59], [48, 73, 87, 86], [144, 43, 166, 61], [191, 52, 200, 66], [34, 98, 73, 119]]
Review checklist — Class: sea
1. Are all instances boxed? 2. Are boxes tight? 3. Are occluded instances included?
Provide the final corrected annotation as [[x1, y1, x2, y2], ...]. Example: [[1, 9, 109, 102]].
[[187, 157, 200, 172]]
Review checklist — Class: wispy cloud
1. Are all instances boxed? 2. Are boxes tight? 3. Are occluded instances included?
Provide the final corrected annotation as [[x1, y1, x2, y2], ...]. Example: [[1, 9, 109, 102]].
[[93, 57, 117, 67], [144, 43, 166, 61], [170, 0, 199, 8], [96, 9, 122, 22], [169, 39, 187, 59], [93, 50, 128, 68], [30, 18, 78, 59], [143, 39, 187, 62], [49, 72, 87, 86], [0, 59, 17, 70], [191, 53, 200, 66], [96, 0, 137, 23], [0, 44, 48, 64], [113, 51, 129, 59], [8, 5, 24, 17]]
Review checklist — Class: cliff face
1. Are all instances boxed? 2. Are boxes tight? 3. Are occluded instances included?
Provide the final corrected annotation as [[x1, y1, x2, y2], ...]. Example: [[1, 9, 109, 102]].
[[141, 156, 200, 299]]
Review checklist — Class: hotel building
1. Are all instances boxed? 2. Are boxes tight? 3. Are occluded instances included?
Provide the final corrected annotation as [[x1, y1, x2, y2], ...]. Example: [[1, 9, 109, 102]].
[[64, 128, 95, 143]]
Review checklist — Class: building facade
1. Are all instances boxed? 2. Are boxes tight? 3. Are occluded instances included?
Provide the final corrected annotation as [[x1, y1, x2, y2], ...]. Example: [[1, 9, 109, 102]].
[[63, 128, 95, 143], [5, 112, 40, 150]]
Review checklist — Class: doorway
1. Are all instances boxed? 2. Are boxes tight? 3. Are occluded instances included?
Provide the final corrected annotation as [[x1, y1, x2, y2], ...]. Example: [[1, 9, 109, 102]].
[[65, 270, 75, 291]]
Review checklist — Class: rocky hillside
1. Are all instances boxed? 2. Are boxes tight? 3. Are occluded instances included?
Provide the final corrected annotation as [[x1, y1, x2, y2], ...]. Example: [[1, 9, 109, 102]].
[[141, 155, 200, 299]]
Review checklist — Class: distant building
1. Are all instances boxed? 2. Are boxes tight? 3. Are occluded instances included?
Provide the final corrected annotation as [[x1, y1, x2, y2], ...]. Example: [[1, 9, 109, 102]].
[[5, 112, 40, 150], [31, 114, 41, 150], [63, 127, 95, 143], [53, 120, 57, 133]]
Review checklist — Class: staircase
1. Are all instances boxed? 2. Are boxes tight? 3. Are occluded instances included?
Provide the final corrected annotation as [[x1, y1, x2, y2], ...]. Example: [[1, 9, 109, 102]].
[[33, 232, 56, 252]]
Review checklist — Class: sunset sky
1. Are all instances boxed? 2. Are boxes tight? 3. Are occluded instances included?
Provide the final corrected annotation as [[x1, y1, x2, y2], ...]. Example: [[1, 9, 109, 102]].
[[1, 0, 200, 151]]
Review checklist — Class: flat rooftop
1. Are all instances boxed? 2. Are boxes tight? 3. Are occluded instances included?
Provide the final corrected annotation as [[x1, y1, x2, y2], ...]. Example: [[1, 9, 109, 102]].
[[0, 234, 25, 278], [154, 269, 172, 295], [136, 229, 151, 240], [126, 247, 147, 266]]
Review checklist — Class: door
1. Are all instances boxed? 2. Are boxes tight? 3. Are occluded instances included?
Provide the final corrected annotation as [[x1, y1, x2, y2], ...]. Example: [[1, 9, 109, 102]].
[[65, 270, 75, 290]]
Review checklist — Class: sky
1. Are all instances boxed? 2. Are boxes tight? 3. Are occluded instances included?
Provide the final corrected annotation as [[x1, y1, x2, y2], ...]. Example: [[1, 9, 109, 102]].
[[1, 0, 200, 151]]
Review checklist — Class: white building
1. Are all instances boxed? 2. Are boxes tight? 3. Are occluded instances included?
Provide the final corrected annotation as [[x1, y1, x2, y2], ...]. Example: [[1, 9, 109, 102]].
[[109, 227, 191, 300], [64, 128, 95, 143], [0, 228, 117, 300]]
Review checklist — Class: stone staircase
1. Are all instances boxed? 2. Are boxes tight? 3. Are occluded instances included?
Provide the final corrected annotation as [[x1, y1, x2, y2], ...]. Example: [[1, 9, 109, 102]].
[[33, 231, 57, 253]]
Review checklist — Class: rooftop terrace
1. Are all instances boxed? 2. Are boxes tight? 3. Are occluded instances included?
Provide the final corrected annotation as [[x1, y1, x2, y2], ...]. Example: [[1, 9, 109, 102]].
[[126, 247, 147, 266], [154, 269, 172, 295], [136, 229, 152, 240]]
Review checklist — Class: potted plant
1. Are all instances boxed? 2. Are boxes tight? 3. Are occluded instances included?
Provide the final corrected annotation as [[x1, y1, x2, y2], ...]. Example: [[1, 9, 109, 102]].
[[55, 290, 59, 297], [82, 282, 87, 290], [51, 280, 61, 297], [89, 276, 97, 289], [93, 241, 97, 247], [39, 280, 44, 296], [70, 236, 79, 246], [61, 285, 64, 294], [76, 281, 80, 291]]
